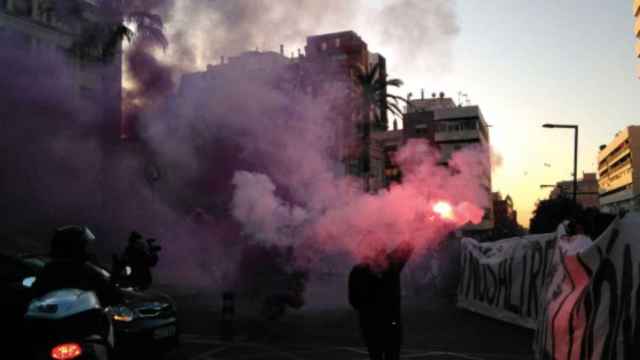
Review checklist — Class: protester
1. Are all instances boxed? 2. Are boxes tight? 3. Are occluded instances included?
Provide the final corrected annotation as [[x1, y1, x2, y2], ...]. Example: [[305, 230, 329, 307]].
[[556, 220, 592, 256], [118, 231, 160, 290], [557, 209, 616, 256], [348, 241, 415, 360], [32, 225, 121, 306]]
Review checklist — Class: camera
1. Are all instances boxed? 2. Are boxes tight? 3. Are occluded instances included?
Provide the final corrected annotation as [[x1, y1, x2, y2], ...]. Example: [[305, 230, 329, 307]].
[[146, 238, 162, 254]]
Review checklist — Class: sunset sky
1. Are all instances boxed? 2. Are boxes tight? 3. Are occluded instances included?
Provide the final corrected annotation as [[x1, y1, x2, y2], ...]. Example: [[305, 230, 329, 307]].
[[365, 0, 640, 225]]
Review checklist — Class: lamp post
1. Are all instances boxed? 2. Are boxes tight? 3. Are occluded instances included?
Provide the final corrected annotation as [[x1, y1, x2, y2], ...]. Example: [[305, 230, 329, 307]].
[[543, 124, 578, 203]]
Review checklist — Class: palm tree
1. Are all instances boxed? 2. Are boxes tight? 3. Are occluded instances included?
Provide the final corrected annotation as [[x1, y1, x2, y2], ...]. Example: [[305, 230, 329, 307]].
[[69, 1, 168, 63], [351, 63, 405, 191], [353, 63, 405, 131]]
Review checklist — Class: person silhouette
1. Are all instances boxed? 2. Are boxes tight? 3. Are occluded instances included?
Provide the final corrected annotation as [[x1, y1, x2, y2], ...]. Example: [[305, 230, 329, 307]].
[[349, 241, 414, 360]]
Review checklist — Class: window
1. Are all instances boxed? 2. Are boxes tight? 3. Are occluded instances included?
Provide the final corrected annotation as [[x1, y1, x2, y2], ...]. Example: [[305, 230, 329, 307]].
[[335, 38, 341, 47], [321, 42, 327, 51], [462, 121, 477, 130], [415, 124, 428, 136]]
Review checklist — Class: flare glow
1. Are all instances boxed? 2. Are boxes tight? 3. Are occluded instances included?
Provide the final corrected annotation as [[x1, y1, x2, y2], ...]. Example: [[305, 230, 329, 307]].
[[433, 201, 454, 220]]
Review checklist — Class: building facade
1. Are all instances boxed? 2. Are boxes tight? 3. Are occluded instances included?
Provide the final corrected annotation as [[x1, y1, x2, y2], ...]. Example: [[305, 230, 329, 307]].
[[492, 192, 521, 238], [370, 93, 494, 233], [598, 126, 640, 212], [182, 32, 388, 192], [548, 173, 599, 208], [370, 129, 404, 190], [304, 31, 373, 180], [0, 0, 123, 139], [420, 95, 493, 231]]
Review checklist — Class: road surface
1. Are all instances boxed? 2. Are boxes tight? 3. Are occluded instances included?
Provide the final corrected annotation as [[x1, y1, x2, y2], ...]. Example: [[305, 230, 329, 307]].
[[169, 334, 533, 360]]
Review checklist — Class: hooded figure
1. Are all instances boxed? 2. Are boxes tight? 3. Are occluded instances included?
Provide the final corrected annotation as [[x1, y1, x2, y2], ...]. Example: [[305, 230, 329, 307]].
[[32, 225, 121, 306], [348, 241, 415, 360]]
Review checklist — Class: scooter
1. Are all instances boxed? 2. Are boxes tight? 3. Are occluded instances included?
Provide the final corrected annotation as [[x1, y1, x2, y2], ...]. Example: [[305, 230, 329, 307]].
[[24, 284, 114, 360]]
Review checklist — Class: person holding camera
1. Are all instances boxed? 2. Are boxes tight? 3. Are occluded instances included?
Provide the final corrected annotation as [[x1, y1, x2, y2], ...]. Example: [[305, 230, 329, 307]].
[[118, 231, 161, 290]]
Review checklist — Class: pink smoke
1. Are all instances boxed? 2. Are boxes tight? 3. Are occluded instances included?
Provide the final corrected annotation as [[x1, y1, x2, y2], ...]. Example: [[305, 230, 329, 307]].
[[231, 138, 490, 261]]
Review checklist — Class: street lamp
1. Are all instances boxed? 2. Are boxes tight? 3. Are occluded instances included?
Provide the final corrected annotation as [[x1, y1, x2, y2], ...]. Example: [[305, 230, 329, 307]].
[[542, 123, 578, 202]]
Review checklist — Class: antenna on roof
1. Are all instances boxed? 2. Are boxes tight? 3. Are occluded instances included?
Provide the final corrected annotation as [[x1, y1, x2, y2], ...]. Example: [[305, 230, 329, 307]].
[[457, 91, 469, 106]]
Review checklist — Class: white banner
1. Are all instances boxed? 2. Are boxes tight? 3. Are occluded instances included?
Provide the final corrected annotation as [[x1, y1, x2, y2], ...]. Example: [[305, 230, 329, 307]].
[[458, 213, 640, 359], [457, 233, 557, 328]]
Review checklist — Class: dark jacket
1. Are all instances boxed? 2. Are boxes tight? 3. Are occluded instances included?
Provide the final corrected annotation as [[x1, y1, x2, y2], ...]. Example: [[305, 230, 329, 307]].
[[32, 260, 122, 306], [348, 242, 414, 322]]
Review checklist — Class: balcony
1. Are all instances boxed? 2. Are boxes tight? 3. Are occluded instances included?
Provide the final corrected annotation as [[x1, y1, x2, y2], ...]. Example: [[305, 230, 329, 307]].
[[635, 0, 640, 17]]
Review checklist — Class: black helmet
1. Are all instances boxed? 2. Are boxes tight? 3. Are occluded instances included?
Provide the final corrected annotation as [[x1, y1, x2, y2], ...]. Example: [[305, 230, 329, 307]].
[[50, 225, 96, 261]]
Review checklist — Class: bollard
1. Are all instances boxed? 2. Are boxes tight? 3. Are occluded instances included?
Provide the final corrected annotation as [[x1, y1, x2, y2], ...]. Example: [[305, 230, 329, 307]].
[[220, 291, 235, 341]]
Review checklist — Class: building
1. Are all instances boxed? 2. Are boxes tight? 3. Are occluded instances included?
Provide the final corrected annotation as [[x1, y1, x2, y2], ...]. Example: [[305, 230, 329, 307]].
[[304, 31, 373, 180], [0, 0, 123, 139], [408, 93, 492, 231], [371, 92, 494, 233], [548, 173, 599, 208], [178, 50, 290, 98], [369, 92, 441, 190], [492, 192, 521, 238], [370, 129, 404, 189], [493, 193, 517, 222], [598, 126, 640, 212], [408, 93, 490, 162], [304, 30, 370, 80], [635, 0, 640, 77]]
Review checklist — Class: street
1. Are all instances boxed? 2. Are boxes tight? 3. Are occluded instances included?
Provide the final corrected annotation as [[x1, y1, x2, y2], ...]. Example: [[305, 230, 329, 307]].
[[174, 336, 532, 360], [159, 293, 534, 360]]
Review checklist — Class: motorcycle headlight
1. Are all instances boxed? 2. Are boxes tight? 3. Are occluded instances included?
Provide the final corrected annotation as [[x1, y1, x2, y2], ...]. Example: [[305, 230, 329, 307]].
[[109, 306, 136, 322]]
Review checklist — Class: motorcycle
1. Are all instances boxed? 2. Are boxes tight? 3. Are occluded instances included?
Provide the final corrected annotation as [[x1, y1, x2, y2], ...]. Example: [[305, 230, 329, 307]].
[[23, 281, 114, 360]]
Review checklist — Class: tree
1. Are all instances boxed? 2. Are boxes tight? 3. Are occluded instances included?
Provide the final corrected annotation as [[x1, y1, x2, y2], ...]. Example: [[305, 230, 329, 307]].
[[529, 197, 582, 234], [68, 1, 168, 63], [351, 63, 405, 191], [352, 63, 405, 132]]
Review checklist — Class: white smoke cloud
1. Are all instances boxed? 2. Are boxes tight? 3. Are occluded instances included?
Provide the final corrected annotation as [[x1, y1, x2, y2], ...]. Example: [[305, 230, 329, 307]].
[[160, 0, 458, 74], [231, 171, 308, 244]]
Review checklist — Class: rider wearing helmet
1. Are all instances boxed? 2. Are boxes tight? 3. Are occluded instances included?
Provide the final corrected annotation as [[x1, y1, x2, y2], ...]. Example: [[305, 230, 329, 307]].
[[31, 225, 121, 306]]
